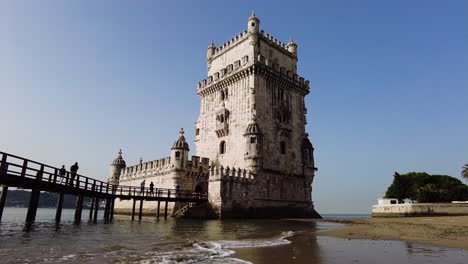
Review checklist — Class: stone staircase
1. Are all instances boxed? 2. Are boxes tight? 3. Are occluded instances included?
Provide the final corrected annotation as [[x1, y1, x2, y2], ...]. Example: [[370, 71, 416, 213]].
[[171, 202, 217, 219]]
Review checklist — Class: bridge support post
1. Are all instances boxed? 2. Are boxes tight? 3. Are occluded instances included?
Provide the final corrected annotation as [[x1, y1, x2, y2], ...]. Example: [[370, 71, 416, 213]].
[[0, 186, 8, 222], [88, 197, 95, 220], [109, 199, 115, 222], [164, 190, 170, 220], [156, 200, 160, 220], [138, 199, 143, 220], [26, 167, 44, 223], [26, 189, 41, 223], [104, 199, 110, 221], [55, 192, 64, 223], [164, 200, 168, 220], [93, 198, 99, 222], [131, 199, 136, 221], [74, 194, 84, 224]]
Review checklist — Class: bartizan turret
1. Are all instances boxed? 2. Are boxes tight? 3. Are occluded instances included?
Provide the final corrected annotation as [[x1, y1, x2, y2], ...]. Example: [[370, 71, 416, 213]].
[[301, 134, 315, 171], [287, 37, 298, 58], [108, 149, 126, 185], [247, 11, 260, 45], [244, 118, 263, 173], [171, 128, 190, 169], [207, 40, 215, 68]]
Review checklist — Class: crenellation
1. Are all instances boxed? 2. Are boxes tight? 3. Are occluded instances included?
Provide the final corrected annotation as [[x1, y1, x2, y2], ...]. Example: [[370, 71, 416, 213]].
[[212, 30, 250, 57], [208, 165, 255, 184]]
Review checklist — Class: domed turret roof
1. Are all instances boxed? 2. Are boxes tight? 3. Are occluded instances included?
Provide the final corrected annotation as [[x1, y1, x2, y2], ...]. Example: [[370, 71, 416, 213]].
[[287, 37, 297, 46], [208, 40, 215, 49], [111, 149, 126, 167], [248, 10, 260, 22], [244, 119, 262, 135], [172, 128, 190, 150]]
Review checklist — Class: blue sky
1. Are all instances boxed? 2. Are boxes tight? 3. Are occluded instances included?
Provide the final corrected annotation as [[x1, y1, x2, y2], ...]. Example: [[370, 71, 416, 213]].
[[1, 0, 467, 214]]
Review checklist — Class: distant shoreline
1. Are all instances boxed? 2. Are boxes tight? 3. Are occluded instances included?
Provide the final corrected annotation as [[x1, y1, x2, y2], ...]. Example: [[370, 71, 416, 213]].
[[318, 216, 468, 250]]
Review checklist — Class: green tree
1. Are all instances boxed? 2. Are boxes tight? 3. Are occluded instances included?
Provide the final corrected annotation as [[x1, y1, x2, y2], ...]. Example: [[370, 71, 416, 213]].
[[462, 163, 468, 182], [385, 172, 468, 203]]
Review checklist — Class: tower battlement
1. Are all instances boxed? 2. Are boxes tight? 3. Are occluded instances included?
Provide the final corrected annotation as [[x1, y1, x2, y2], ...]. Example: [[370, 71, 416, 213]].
[[197, 61, 310, 95], [209, 165, 255, 183]]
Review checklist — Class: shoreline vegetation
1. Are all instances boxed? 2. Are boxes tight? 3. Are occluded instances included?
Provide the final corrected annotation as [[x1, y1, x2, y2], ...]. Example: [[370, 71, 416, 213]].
[[318, 216, 468, 250]]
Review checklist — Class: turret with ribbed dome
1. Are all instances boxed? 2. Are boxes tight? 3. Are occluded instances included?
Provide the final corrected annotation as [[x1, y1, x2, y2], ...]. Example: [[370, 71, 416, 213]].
[[171, 128, 190, 169], [287, 37, 298, 57], [302, 134, 315, 169], [244, 116, 263, 173], [108, 149, 126, 185], [171, 128, 190, 151], [207, 40, 215, 67], [247, 10, 260, 33]]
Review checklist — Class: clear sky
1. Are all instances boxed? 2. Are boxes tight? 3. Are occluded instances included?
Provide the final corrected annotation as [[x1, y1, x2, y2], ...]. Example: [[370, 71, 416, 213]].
[[1, 0, 467, 214]]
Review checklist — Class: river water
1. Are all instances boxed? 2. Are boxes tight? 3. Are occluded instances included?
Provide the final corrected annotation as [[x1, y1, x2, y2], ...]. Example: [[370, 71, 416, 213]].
[[0, 208, 466, 263]]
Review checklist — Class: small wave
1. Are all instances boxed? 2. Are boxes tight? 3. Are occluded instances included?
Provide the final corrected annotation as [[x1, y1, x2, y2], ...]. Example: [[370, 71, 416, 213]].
[[211, 230, 294, 249], [123, 231, 295, 264]]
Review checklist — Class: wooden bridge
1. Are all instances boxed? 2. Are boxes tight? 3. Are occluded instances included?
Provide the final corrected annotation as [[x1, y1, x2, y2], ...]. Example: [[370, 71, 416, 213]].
[[0, 151, 208, 223]]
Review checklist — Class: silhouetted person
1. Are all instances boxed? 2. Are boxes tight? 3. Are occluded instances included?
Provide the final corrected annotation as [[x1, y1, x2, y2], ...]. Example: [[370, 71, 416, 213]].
[[70, 162, 79, 187], [175, 184, 180, 195], [59, 165, 66, 184], [140, 180, 145, 195], [150, 181, 154, 196]]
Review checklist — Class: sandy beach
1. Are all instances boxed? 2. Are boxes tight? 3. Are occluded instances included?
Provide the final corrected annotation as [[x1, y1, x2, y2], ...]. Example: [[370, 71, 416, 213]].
[[319, 216, 468, 250]]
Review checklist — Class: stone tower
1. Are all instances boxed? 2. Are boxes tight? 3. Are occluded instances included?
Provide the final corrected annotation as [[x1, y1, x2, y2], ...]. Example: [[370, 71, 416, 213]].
[[195, 13, 319, 218], [108, 149, 126, 186], [170, 128, 190, 170]]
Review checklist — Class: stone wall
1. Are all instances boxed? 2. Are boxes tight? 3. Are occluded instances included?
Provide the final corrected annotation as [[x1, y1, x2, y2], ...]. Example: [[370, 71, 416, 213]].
[[372, 203, 468, 217]]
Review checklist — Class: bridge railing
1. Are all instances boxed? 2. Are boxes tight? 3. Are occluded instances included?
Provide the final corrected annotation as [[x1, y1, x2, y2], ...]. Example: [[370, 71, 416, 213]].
[[112, 185, 207, 200], [0, 151, 207, 201], [0, 151, 111, 193]]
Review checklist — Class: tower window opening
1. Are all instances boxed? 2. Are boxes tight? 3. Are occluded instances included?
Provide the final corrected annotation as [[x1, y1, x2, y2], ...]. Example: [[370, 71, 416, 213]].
[[250, 137, 256, 144], [280, 141, 286, 155], [196, 128, 200, 135], [175, 151, 180, 158], [251, 23, 255, 27], [220, 91, 225, 101], [220, 141, 226, 154]]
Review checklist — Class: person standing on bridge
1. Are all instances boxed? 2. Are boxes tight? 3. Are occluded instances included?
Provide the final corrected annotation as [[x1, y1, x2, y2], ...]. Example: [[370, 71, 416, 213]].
[[59, 165, 66, 184], [149, 181, 154, 197], [70, 162, 79, 187], [140, 180, 145, 196]]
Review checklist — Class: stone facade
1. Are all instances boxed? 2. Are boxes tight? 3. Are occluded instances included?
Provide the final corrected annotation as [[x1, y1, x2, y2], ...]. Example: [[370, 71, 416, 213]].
[[110, 13, 319, 218], [112, 130, 210, 215]]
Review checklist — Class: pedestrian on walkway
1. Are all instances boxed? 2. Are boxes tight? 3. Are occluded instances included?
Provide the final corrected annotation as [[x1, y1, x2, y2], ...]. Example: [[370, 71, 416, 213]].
[[140, 180, 145, 195], [150, 181, 154, 196], [70, 162, 79, 187]]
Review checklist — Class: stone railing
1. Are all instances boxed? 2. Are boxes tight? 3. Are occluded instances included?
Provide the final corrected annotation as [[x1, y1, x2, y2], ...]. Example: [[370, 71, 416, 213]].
[[209, 165, 255, 183], [120, 157, 172, 180]]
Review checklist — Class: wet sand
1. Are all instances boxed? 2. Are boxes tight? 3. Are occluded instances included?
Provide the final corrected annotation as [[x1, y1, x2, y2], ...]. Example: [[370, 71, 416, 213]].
[[233, 229, 467, 264], [319, 216, 468, 250]]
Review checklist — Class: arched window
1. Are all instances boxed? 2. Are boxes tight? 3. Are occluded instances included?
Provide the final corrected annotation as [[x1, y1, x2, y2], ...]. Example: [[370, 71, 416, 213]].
[[220, 141, 226, 154], [220, 91, 225, 101], [280, 141, 286, 155]]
